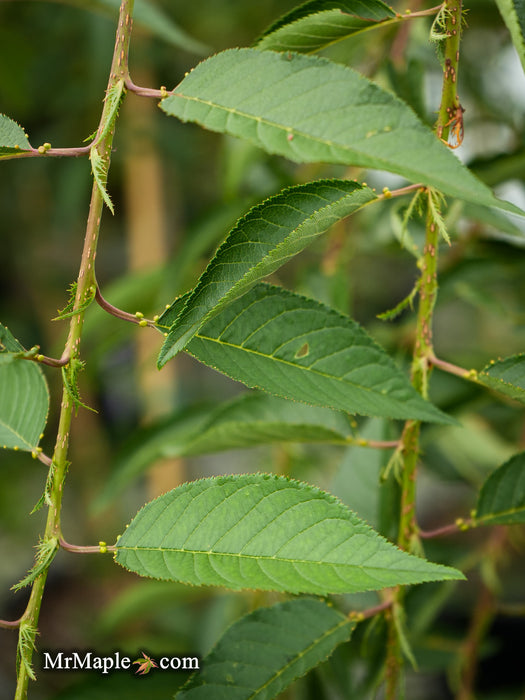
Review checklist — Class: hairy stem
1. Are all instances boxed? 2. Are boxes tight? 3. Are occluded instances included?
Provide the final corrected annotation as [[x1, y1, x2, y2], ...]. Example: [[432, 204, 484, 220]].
[[385, 193, 441, 699], [13, 2, 135, 697], [436, 1, 464, 145], [385, 1, 464, 682], [456, 587, 494, 700], [398, 193, 440, 551], [385, 603, 403, 698], [456, 528, 505, 699]]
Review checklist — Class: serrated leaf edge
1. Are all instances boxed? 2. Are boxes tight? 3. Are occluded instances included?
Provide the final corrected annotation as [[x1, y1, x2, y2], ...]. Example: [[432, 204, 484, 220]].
[[115, 473, 464, 593], [160, 180, 376, 362]]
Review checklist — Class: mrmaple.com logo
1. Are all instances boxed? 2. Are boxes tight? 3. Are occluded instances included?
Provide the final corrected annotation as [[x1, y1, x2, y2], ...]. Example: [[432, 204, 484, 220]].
[[41, 650, 200, 675]]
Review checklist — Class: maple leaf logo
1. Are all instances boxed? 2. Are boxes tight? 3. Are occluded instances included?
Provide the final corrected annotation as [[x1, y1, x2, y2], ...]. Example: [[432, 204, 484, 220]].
[[132, 651, 158, 675]]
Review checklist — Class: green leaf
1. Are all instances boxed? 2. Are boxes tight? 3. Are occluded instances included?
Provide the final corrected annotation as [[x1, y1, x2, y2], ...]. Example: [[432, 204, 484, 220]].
[[331, 418, 387, 528], [160, 49, 521, 215], [0, 324, 49, 452], [94, 403, 216, 510], [331, 419, 401, 542], [98, 393, 353, 506], [74, 0, 208, 54], [49, 673, 186, 700], [158, 179, 377, 363], [477, 354, 525, 404], [131, 0, 208, 54], [98, 78, 124, 144], [177, 283, 454, 424], [12, 536, 59, 591], [475, 452, 525, 526], [462, 201, 525, 248], [88, 79, 125, 215], [179, 392, 353, 454], [426, 414, 516, 486], [17, 621, 37, 682], [115, 474, 464, 594], [90, 147, 114, 214], [156, 292, 190, 330], [255, 0, 396, 53], [62, 359, 96, 414], [0, 114, 31, 157], [175, 598, 355, 699], [495, 0, 525, 74]]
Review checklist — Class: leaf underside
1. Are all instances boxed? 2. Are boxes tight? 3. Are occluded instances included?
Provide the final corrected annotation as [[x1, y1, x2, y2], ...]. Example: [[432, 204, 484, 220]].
[[175, 598, 355, 699], [180, 392, 353, 454], [115, 474, 464, 595], [494, 0, 525, 74], [475, 452, 525, 526], [478, 354, 525, 404], [158, 179, 377, 364], [179, 283, 453, 424], [255, 0, 396, 53], [82, 0, 209, 54], [0, 325, 49, 451], [0, 114, 31, 156], [160, 49, 521, 215], [97, 393, 353, 506], [331, 417, 387, 529]]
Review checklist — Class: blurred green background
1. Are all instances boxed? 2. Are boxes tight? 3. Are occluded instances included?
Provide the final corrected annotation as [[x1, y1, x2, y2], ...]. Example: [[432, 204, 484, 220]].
[[1, 1, 525, 697]]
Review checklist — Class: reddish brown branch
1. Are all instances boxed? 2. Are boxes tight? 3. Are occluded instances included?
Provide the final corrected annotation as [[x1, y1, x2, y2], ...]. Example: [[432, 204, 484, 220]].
[[125, 77, 171, 99], [0, 617, 22, 630], [36, 352, 70, 368], [428, 354, 473, 379], [16, 347, 70, 368], [349, 598, 393, 623], [419, 517, 474, 539], [59, 536, 116, 554], [95, 286, 157, 328], [378, 183, 424, 200], [366, 439, 400, 449], [36, 452, 53, 468]]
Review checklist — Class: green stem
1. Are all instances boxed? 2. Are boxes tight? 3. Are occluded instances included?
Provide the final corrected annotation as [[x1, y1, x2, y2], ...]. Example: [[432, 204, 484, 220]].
[[13, 2, 135, 697], [385, 199, 440, 700], [385, 603, 403, 699], [384, 6, 464, 692], [436, 1, 464, 146], [456, 528, 505, 699], [398, 193, 440, 552]]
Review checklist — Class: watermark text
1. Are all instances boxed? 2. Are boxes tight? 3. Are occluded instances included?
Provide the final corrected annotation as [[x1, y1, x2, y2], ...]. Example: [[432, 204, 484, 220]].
[[41, 650, 200, 675]]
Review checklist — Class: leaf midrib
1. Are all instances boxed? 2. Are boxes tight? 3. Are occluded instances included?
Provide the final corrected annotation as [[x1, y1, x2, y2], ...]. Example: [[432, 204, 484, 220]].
[[171, 92, 414, 173], [479, 372, 525, 393], [0, 415, 34, 449], [249, 616, 351, 698], [117, 544, 436, 577], [477, 504, 525, 522], [189, 330, 400, 399], [170, 185, 375, 352]]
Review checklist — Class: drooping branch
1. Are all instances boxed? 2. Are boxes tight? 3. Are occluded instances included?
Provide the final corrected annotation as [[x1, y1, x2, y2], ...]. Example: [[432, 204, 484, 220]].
[[385, 6, 464, 694], [13, 3, 136, 698]]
